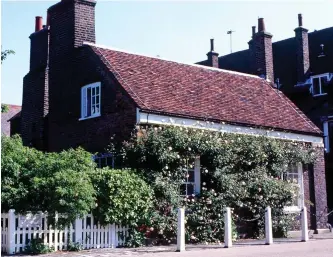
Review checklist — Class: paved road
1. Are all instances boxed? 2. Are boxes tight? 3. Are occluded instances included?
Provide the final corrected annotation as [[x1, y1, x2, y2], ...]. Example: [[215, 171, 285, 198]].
[[14, 239, 333, 257]]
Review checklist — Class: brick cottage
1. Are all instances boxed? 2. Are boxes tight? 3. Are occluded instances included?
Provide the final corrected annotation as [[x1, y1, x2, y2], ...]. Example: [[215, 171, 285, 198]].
[[15, 0, 328, 229]]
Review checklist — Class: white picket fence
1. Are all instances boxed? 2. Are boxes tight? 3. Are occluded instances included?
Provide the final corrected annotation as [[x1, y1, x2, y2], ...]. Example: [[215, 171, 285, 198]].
[[1, 210, 128, 254]]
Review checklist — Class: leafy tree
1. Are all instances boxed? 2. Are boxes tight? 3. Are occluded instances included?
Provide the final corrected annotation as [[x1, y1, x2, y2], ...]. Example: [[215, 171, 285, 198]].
[[1, 135, 96, 227], [1, 49, 15, 63], [1, 104, 9, 113]]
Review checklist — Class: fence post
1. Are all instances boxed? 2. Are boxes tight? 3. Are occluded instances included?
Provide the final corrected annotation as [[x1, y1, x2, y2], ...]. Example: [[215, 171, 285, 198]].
[[7, 209, 16, 254], [74, 218, 83, 244], [224, 207, 232, 248], [176, 207, 185, 252], [301, 206, 309, 242], [265, 206, 273, 245]]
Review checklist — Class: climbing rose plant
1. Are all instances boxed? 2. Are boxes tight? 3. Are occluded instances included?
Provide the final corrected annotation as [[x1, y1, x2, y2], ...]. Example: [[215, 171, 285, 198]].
[[121, 125, 317, 244]]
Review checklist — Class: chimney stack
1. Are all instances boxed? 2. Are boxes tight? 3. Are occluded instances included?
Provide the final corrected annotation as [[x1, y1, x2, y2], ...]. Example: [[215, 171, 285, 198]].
[[206, 38, 219, 68], [35, 16, 43, 32], [249, 17, 274, 82], [258, 18, 265, 32], [294, 13, 309, 83]]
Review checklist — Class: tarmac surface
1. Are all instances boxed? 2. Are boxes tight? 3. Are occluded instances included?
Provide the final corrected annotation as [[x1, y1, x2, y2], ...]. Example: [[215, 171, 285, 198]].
[[6, 235, 333, 257]]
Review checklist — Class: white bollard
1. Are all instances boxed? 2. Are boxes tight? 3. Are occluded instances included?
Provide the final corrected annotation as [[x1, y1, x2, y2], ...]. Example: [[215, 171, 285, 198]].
[[224, 207, 232, 248], [176, 208, 185, 252], [265, 206, 273, 245], [7, 209, 16, 254], [301, 206, 309, 242]]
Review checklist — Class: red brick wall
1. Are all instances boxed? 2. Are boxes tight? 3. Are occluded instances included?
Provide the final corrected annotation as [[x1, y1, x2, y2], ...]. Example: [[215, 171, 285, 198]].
[[47, 46, 137, 153], [304, 147, 328, 229], [313, 147, 328, 228]]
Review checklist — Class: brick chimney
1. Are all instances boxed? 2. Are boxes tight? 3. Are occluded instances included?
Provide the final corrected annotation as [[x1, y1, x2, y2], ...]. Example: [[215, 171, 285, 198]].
[[21, 16, 49, 149], [48, 0, 96, 62], [29, 16, 49, 71], [250, 18, 274, 82], [46, 0, 96, 148], [294, 13, 310, 83], [206, 38, 219, 68]]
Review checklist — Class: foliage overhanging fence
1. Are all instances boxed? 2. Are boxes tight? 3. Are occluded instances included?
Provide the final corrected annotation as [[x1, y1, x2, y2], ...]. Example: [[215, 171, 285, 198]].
[[1, 210, 128, 254]]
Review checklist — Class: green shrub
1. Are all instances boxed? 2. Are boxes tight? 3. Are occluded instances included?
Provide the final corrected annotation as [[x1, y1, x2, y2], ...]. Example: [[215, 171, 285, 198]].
[[67, 242, 83, 251], [91, 168, 153, 226], [24, 238, 54, 255]]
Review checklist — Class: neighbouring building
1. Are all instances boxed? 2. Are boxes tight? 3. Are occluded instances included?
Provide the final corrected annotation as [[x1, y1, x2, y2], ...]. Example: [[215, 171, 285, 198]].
[[14, 0, 329, 229], [197, 15, 333, 224], [1, 104, 21, 136]]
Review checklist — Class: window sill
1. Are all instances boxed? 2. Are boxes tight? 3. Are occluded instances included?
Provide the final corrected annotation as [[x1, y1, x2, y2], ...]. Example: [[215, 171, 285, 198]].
[[313, 93, 328, 97], [79, 114, 101, 121], [283, 206, 301, 213]]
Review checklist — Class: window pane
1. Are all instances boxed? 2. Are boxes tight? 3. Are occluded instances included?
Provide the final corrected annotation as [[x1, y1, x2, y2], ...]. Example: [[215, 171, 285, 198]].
[[321, 77, 328, 94], [187, 170, 195, 182], [187, 184, 194, 195], [180, 184, 187, 196], [96, 86, 100, 94], [312, 78, 320, 95], [92, 87, 95, 96], [87, 88, 91, 116]]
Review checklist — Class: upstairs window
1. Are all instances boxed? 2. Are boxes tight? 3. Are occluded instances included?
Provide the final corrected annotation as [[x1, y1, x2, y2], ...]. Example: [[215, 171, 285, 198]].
[[311, 74, 329, 96], [81, 82, 101, 119]]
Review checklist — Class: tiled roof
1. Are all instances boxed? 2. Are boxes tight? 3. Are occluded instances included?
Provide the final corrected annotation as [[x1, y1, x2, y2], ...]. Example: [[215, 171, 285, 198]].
[[88, 44, 321, 135], [1, 104, 21, 136]]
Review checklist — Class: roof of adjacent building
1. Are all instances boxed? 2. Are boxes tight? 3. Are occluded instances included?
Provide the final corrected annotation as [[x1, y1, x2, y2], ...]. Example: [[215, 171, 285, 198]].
[[1, 104, 21, 136], [87, 43, 321, 136], [197, 27, 333, 93]]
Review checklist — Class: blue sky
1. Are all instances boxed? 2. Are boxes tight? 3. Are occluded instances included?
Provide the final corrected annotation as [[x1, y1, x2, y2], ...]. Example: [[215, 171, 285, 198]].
[[1, 0, 332, 105]]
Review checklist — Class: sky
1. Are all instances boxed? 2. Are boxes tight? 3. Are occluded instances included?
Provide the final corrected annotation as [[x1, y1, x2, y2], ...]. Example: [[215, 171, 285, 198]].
[[1, 0, 332, 105]]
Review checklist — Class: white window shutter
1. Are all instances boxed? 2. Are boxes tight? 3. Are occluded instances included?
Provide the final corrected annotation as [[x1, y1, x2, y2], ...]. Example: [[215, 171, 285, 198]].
[[323, 121, 329, 153], [194, 157, 201, 195]]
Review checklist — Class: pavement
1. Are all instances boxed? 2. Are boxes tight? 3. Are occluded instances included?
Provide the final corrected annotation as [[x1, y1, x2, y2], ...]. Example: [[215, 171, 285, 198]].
[[7, 236, 333, 257]]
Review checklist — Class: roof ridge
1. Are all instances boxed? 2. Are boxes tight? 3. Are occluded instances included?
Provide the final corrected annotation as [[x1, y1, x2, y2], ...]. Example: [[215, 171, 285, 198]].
[[1, 104, 22, 108], [83, 42, 261, 79]]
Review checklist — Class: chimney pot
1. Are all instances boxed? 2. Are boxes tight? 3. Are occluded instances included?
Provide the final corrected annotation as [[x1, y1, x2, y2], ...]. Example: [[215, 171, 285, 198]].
[[298, 13, 303, 27], [210, 38, 214, 52], [258, 18, 265, 32], [35, 16, 43, 32], [252, 26, 256, 36]]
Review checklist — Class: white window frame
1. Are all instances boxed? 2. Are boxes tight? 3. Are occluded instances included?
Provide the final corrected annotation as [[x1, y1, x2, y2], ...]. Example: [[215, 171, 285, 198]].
[[181, 157, 201, 196], [80, 82, 101, 120], [310, 73, 330, 97], [283, 163, 304, 213]]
